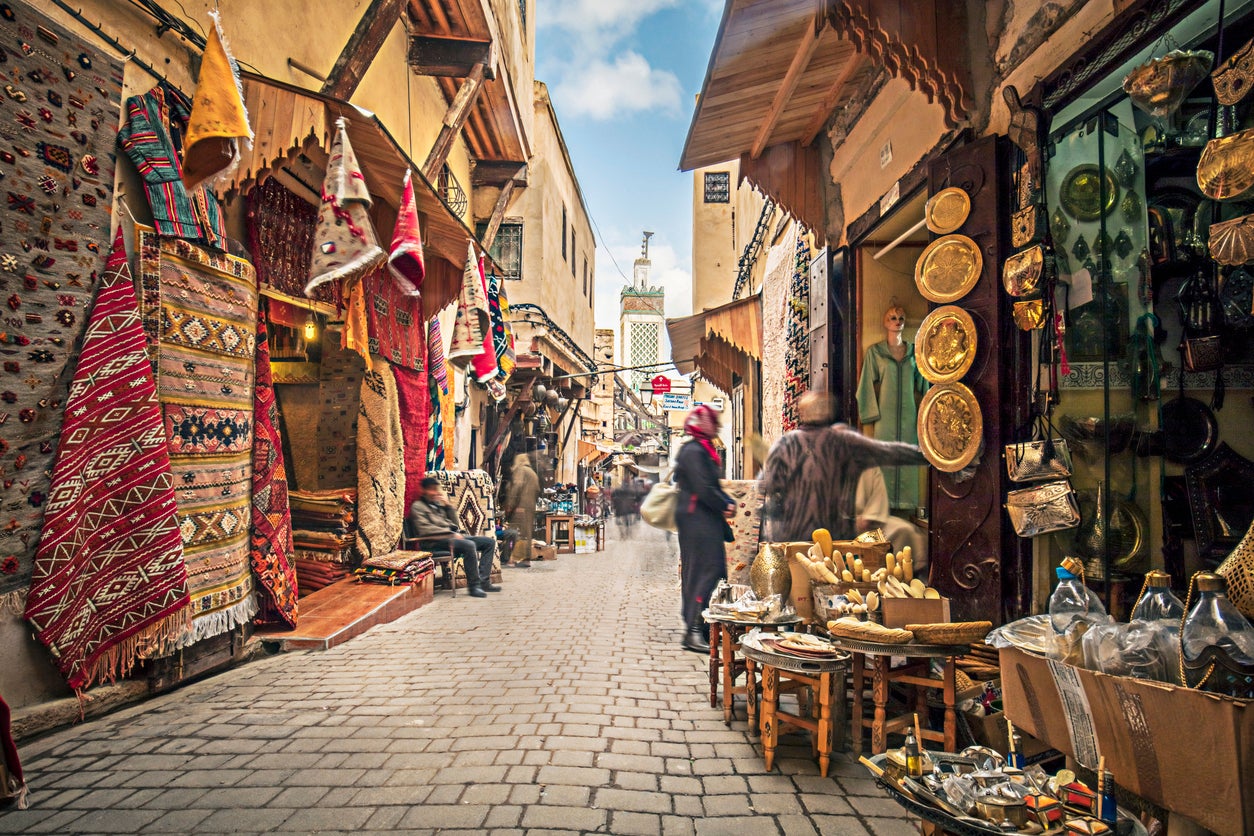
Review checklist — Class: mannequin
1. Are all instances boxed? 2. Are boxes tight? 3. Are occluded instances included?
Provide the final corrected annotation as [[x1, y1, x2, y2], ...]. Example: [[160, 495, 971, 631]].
[[856, 304, 929, 512]]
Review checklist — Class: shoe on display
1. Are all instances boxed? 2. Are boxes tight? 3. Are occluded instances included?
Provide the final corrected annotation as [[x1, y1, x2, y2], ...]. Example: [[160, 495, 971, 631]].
[[468, 586, 488, 598]]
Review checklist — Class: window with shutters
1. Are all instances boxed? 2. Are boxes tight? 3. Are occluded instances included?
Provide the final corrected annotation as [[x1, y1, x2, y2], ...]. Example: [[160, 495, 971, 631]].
[[474, 220, 523, 281], [703, 171, 730, 203]]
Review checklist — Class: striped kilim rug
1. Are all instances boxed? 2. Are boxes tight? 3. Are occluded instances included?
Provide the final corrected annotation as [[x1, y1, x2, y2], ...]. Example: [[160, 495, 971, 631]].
[[25, 231, 188, 693], [139, 229, 258, 648], [356, 365, 405, 562]]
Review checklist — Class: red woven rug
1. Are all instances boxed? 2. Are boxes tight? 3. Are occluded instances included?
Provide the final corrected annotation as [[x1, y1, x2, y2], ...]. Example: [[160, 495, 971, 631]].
[[24, 230, 189, 693], [392, 363, 430, 509], [250, 317, 298, 628]]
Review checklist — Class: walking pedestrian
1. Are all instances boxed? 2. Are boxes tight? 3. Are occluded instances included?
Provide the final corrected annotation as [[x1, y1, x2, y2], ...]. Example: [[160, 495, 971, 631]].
[[674, 404, 735, 653], [502, 451, 539, 567], [760, 391, 927, 543], [409, 477, 499, 598]]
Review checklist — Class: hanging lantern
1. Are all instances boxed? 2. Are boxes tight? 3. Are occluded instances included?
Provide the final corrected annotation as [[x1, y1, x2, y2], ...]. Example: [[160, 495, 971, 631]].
[[303, 311, 318, 341], [533, 383, 548, 402], [545, 389, 560, 407], [557, 397, 569, 410]]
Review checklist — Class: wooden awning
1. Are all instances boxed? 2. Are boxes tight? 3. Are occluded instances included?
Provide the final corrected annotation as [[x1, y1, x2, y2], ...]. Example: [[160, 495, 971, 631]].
[[219, 73, 497, 313], [681, 0, 972, 219], [407, 0, 528, 164], [666, 295, 762, 394]]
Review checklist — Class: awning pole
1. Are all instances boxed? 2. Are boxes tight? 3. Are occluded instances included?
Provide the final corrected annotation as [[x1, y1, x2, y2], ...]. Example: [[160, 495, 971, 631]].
[[872, 216, 927, 261]]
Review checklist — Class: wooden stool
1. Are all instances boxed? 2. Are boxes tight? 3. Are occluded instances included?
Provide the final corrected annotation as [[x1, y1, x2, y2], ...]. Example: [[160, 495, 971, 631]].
[[740, 635, 848, 777]]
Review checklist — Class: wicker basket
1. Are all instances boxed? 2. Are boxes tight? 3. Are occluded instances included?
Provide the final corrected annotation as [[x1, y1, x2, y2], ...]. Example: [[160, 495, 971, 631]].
[[905, 621, 993, 645]]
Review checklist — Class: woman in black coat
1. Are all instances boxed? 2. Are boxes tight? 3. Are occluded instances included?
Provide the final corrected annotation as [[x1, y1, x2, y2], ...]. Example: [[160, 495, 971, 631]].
[[673, 405, 734, 653]]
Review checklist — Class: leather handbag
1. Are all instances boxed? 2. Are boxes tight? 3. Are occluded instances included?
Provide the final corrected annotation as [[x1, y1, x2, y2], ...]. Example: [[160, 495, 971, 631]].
[[1005, 480, 1081, 537], [1005, 435, 1073, 483], [1013, 298, 1047, 330], [1217, 520, 1254, 619], [640, 477, 679, 532], [1002, 245, 1045, 297], [1011, 204, 1041, 248], [1182, 334, 1224, 372]]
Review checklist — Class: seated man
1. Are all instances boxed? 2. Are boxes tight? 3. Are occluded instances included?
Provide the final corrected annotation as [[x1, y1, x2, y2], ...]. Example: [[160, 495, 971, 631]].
[[855, 466, 928, 579], [409, 477, 499, 598]]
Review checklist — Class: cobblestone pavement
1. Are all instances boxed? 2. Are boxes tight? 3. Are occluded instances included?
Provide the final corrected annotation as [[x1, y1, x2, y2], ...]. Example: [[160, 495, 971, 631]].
[[0, 524, 919, 835]]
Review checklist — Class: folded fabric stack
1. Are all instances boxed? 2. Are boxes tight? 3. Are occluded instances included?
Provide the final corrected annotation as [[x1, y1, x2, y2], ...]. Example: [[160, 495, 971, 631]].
[[290, 489, 358, 566], [354, 551, 435, 586], [293, 559, 349, 595]]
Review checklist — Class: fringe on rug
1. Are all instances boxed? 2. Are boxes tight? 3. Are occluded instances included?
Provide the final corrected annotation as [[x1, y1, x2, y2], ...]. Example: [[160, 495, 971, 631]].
[[0, 589, 26, 617], [74, 606, 194, 695], [172, 594, 258, 651]]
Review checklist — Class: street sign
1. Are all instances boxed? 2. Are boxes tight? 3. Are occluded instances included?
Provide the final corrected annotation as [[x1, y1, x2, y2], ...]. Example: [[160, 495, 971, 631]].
[[650, 375, 672, 394], [660, 393, 690, 411]]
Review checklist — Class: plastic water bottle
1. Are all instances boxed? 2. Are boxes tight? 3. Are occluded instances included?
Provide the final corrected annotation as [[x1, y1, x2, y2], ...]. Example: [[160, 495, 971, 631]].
[[1181, 572, 1254, 663], [1131, 569, 1186, 623], [1049, 556, 1107, 634]]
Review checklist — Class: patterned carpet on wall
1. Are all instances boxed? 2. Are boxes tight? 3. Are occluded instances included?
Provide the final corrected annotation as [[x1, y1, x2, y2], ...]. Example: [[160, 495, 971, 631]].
[[392, 363, 429, 508], [139, 230, 258, 648], [722, 480, 764, 585], [356, 365, 405, 561], [249, 318, 297, 628], [315, 328, 365, 489], [431, 470, 501, 584], [25, 231, 188, 693], [0, 1, 122, 611]]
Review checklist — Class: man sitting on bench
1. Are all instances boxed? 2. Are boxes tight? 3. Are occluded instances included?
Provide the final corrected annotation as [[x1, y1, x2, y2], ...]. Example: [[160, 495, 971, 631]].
[[409, 477, 500, 598]]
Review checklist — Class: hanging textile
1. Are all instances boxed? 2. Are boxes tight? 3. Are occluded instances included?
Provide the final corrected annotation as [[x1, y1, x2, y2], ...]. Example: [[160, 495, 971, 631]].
[[488, 275, 516, 382], [0, 0, 123, 612], [356, 367, 405, 561], [25, 230, 188, 694], [388, 169, 426, 296], [118, 84, 228, 250], [471, 257, 500, 384], [340, 270, 372, 371], [247, 176, 335, 306], [181, 11, 252, 190], [139, 230, 258, 648], [449, 245, 490, 362], [426, 319, 448, 471], [393, 363, 430, 507], [250, 316, 298, 628], [365, 265, 425, 370], [782, 235, 812, 432], [314, 328, 366, 490], [306, 117, 385, 296]]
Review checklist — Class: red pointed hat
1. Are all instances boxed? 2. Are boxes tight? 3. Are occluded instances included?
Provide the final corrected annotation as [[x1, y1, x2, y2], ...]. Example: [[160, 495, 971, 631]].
[[388, 169, 425, 296]]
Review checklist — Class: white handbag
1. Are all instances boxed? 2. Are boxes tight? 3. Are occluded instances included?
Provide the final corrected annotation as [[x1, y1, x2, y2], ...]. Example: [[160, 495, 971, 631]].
[[640, 477, 679, 532]]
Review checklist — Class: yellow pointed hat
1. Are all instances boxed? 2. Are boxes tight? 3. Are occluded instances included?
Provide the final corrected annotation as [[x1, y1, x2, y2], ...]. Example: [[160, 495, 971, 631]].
[[183, 11, 252, 191]]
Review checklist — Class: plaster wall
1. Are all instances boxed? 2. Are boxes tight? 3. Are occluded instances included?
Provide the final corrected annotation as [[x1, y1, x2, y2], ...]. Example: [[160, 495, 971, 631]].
[[692, 163, 773, 313]]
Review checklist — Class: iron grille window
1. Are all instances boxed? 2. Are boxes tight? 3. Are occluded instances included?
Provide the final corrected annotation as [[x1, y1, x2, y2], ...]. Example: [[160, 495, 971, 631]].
[[475, 220, 523, 281], [439, 164, 468, 217], [704, 171, 731, 203], [629, 322, 659, 390], [571, 228, 577, 276], [561, 205, 568, 260], [583, 258, 588, 297]]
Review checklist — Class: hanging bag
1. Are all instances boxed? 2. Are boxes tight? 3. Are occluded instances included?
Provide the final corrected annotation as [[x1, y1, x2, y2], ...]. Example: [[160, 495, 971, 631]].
[[1005, 480, 1081, 537], [1005, 415, 1074, 483], [640, 472, 679, 532]]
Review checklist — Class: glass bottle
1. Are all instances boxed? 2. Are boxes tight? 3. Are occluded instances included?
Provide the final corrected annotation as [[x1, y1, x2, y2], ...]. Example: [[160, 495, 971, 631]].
[[903, 729, 922, 777], [1181, 573, 1254, 663], [1049, 556, 1108, 634], [1131, 570, 1185, 623]]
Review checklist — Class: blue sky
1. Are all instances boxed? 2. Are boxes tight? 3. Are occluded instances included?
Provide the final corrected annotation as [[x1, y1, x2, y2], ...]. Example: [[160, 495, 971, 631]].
[[536, 0, 724, 329]]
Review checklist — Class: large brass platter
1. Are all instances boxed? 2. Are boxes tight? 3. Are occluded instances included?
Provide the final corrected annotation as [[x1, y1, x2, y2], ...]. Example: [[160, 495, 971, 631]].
[[1060, 164, 1119, 221], [915, 235, 983, 303], [915, 305, 977, 384], [917, 382, 983, 473], [925, 187, 971, 234]]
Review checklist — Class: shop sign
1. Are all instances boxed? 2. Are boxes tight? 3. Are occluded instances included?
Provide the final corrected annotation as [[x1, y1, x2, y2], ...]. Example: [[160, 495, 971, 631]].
[[660, 393, 690, 411], [880, 180, 900, 214], [650, 375, 672, 394]]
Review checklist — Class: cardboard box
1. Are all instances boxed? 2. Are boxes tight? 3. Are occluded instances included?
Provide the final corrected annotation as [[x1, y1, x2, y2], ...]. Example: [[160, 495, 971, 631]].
[[831, 539, 891, 571], [534, 545, 557, 562], [880, 596, 950, 629], [999, 644, 1254, 836]]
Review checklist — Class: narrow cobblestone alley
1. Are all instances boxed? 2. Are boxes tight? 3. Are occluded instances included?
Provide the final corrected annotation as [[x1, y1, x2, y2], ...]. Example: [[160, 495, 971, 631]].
[[0, 525, 918, 836]]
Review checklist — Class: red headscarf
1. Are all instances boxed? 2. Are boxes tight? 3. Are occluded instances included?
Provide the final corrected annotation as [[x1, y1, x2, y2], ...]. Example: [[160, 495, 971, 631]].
[[684, 404, 721, 466]]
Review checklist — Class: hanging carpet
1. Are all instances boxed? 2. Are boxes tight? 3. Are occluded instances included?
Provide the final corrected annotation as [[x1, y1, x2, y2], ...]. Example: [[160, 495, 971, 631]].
[[250, 317, 298, 628], [25, 231, 188, 694], [430, 470, 501, 586], [427, 316, 449, 471], [0, 0, 123, 611], [393, 363, 430, 508], [470, 256, 500, 383], [365, 265, 425, 371], [139, 229, 258, 649], [449, 245, 490, 363], [356, 366, 405, 561], [721, 479, 765, 585]]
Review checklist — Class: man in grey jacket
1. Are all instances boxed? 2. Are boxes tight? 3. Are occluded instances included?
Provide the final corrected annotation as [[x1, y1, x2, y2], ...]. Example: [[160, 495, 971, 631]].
[[409, 477, 499, 598]]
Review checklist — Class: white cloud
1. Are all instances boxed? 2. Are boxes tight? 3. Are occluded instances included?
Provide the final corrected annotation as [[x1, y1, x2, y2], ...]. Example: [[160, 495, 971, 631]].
[[540, 0, 680, 44], [551, 52, 682, 120]]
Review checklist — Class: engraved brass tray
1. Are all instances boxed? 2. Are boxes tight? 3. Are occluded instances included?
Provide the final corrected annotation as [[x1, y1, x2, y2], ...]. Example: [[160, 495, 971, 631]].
[[917, 382, 983, 472], [915, 235, 982, 304], [925, 187, 971, 234], [915, 305, 977, 384], [1123, 49, 1213, 118], [1198, 129, 1254, 201], [1059, 164, 1119, 221]]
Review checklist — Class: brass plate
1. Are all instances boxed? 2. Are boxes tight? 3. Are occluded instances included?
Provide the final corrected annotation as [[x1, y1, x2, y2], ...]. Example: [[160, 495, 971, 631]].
[[925, 187, 971, 234], [917, 382, 983, 473], [1198, 129, 1254, 201], [915, 305, 977, 384], [1060, 164, 1119, 221], [915, 235, 983, 303]]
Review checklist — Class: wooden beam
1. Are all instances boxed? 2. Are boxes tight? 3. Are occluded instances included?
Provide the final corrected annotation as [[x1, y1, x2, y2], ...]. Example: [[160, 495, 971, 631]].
[[801, 47, 862, 146], [749, 18, 823, 160], [422, 61, 487, 181], [484, 378, 534, 460], [320, 0, 406, 100], [471, 161, 527, 187], [407, 34, 495, 79], [479, 178, 517, 252]]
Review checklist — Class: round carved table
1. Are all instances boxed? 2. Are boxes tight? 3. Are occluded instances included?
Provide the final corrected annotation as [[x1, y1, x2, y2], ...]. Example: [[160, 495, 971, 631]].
[[701, 610, 802, 727]]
